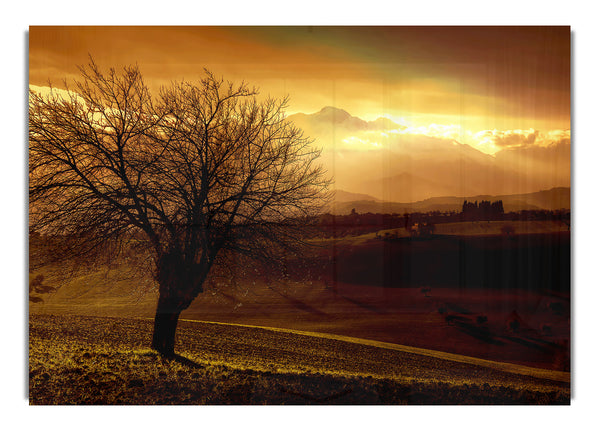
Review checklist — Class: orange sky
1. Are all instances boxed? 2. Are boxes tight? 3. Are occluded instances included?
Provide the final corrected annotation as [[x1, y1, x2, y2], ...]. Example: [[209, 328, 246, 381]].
[[29, 26, 571, 198], [29, 26, 570, 130]]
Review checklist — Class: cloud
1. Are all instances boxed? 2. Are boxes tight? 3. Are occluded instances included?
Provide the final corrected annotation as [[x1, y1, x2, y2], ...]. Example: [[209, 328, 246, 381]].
[[545, 129, 571, 145], [29, 85, 87, 106], [473, 128, 539, 149], [467, 128, 571, 155]]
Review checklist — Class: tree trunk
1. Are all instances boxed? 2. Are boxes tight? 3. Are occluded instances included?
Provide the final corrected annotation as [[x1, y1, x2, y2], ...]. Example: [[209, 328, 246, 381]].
[[151, 301, 181, 356], [151, 252, 209, 356]]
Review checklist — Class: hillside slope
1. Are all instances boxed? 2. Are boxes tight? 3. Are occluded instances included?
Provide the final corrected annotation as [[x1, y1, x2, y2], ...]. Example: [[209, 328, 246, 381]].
[[29, 314, 569, 404]]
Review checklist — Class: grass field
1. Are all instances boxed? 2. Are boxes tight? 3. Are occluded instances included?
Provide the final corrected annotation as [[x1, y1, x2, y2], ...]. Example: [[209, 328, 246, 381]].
[[29, 314, 569, 405], [29, 223, 571, 404]]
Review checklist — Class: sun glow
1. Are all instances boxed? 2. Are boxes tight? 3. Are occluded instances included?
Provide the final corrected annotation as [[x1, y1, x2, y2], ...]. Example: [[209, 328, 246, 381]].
[[341, 136, 383, 149]]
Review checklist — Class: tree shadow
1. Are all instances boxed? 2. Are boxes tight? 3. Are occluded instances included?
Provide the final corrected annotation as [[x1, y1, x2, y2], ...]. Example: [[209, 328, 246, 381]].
[[267, 285, 328, 317], [453, 321, 505, 346], [339, 294, 386, 314], [499, 335, 554, 352], [521, 335, 560, 347], [445, 315, 504, 346], [161, 353, 205, 369]]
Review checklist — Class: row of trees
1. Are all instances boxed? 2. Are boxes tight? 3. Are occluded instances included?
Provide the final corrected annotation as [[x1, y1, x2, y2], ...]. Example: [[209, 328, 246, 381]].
[[461, 200, 505, 221], [29, 60, 331, 355]]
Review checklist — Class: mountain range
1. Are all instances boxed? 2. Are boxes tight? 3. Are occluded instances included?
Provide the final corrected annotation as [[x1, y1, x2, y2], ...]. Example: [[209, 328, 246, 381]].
[[288, 107, 570, 203], [329, 187, 570, 215]]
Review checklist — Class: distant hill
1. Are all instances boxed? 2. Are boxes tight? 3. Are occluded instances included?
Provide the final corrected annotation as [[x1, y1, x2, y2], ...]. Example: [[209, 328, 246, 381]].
[[333, 190, 379, 203], [361, 172, 476, 203], [328, 187, 570, 215]]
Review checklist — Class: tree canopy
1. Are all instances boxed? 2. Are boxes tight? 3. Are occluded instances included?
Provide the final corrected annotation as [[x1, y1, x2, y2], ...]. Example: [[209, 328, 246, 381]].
[[29, 60, 331, 354]]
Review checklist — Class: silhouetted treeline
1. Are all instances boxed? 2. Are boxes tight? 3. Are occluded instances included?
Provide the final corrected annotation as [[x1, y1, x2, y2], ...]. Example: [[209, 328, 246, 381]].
[[461, 200, 504, 221]]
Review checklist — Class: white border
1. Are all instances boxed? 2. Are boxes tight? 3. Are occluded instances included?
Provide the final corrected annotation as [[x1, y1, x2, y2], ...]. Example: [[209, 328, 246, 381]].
[[4, 2, 599, 430]]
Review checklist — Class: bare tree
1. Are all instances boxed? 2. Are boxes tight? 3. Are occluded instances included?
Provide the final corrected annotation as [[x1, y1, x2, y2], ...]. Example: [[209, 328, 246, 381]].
[[29, 60, 330, 356]]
